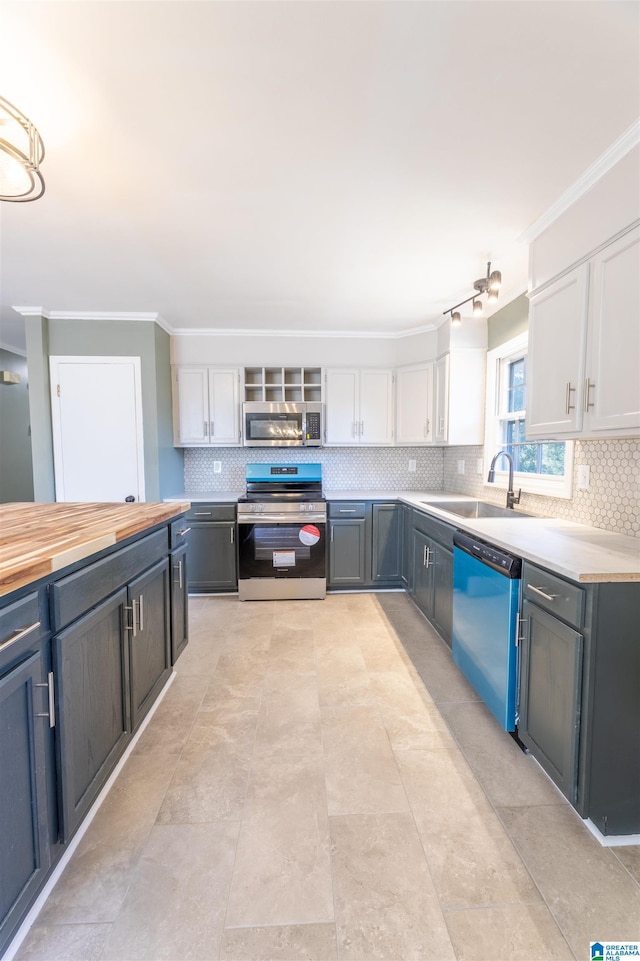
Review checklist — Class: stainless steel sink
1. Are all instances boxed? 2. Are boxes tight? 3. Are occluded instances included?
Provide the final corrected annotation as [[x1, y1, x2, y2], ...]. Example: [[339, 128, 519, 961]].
[[423, 499, 534, 519]]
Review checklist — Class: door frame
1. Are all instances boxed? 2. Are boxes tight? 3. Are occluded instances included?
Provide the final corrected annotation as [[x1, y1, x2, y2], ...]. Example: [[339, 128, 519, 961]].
[[49, 356, 146, 502]]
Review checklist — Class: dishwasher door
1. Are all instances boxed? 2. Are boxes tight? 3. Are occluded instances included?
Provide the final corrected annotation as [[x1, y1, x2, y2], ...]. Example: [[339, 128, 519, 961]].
[[452, 532, 522, 731]]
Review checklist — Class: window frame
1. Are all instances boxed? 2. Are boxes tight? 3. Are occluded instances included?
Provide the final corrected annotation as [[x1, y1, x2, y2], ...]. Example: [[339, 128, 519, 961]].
[[484, 332, 574, 499]]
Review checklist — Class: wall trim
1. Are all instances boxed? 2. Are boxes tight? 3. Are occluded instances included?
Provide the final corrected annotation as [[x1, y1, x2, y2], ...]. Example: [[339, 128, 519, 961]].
[[11, 308, 173, 336], [519, 119, 640, 244]]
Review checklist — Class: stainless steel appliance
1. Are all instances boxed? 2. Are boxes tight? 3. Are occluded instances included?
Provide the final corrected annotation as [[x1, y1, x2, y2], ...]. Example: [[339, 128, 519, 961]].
[[237, 463, 326, 600], [452, 530, 522, 731], [242, 402, 323, 447]]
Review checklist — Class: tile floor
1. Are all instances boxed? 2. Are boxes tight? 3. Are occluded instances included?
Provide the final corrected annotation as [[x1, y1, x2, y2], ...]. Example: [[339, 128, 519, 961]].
[[12, 592, 640, 961]]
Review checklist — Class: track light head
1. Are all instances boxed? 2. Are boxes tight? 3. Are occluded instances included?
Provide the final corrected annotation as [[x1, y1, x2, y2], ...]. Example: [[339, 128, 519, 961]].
[[489, 270, 502, 291], [451, 311, 461, 326], [472, 299, 483, 317]]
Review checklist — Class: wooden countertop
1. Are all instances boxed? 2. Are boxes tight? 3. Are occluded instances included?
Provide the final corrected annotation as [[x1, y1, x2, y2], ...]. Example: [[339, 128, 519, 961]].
[[0, 502, 190, 598]]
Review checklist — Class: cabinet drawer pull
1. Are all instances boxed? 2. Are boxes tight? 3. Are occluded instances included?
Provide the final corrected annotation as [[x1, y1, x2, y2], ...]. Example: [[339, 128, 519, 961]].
[[339, 508, 356, 513], [176, 527, 191, 536], [565, 382, 576, 414], [584, 377, 596, 412], [194, 512, 212, 517], [527, 584, 558, 602], [35, 672, 55, 728], [0, 620, 41, 651]]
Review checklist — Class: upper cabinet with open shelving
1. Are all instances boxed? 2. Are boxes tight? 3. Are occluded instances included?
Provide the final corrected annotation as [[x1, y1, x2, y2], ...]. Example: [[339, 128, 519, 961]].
[[243, 367, 323, 403]]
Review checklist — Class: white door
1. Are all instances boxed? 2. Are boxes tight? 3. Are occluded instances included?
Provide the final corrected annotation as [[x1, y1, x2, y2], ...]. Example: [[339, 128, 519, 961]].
[[50, 356, 146, 502]]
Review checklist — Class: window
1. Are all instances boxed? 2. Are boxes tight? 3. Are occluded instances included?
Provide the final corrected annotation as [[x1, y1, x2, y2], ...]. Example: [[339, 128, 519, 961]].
[[485, 333, 573, 498]]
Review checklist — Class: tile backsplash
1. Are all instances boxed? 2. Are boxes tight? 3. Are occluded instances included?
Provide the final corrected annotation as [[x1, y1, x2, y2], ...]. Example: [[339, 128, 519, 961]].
[[184, 447, 443, 493], [184, 438, 639, 537], [443, 439, 640, 537]]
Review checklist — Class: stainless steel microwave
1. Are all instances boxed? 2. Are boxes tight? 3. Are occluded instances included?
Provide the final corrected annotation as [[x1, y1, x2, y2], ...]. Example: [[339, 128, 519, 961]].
[[242, 402, 324, 447]]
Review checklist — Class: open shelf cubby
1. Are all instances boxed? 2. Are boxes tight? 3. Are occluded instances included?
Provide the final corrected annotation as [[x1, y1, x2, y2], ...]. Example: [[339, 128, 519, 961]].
[[243, 367, 322, 402]]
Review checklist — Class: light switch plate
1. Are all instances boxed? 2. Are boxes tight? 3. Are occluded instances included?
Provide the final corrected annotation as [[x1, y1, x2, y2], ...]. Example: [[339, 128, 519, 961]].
[[457, 460, 465, 475], [408, 460, 416, 472], [213, 461, 222, 474]]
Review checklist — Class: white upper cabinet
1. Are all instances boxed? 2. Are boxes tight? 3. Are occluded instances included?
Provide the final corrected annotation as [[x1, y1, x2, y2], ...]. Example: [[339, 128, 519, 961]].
[[434, 349, 485, 446], [173, 367, 241, 446], [395, 363, 433, 445], [526, 265, 589, 437], [325, 368, 394, 445], [583, 226, 640, 434], [527, 225, 640, 439]]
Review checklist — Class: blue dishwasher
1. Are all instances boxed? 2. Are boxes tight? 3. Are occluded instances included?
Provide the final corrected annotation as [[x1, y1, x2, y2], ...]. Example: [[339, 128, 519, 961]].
[[452, 531, 522, 731]]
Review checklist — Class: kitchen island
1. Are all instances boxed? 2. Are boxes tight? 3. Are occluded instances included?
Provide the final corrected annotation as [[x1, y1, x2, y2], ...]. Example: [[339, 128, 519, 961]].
[[0, 500, 190, 957]]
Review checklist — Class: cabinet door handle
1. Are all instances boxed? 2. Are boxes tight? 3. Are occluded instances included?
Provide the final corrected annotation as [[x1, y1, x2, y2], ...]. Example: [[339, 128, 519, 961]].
[[0, 620, 41, 652], [352, 421, 357, 438], [210, 420, 214, 437], [565, 382, 576, 414], [425, 420, 430, 438], [527, 584, 558, 602], [515, 613, 526, 646], [35, 672, 56, 728], [204, 420, 208, 437], [584, 378, 596, 412], [425, 546, 434, 568], [359, 421, 364, 436], [173, 559, 183, 589], [330, 525, 334, 543], [439, 416, 445, 433], [138, 594, 144, 632], [230, 527, 235, 545], [125, 602, 137, 637]]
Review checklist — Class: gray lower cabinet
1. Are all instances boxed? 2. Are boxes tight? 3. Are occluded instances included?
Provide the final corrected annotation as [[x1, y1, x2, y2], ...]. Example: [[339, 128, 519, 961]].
[[0, 652, 51, 952], [519, 562, 640, 836], [170, 542, 189, 663], [184, 504, 237, 592], [409, 510, 454, 647], [329, 512, 366, 587], [128, 558, 172, 730], [54, 588, 130, 841], [328, 501, 403, 589], [371, 503, 403, 584], [0, 593, 54, 958], [518, 598, 583, 803]]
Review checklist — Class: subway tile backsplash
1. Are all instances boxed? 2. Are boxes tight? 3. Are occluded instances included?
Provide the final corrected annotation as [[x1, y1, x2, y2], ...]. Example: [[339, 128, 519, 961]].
[[184, 438, 639, 537]]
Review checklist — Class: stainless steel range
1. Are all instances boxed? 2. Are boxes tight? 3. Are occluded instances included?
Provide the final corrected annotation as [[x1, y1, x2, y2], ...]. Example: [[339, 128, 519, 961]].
[[237, 463, 326, 601]]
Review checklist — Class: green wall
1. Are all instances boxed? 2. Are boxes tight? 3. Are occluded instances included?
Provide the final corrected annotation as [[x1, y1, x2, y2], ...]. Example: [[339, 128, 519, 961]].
[[487, 292, 529, 350], [26, 317, 183, 502], [0, 349, 35, 502]]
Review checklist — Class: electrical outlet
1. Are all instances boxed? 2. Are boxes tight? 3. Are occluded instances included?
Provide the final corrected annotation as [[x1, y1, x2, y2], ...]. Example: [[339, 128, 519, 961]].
[[457, 459, 465, 475], [577, 465, 590, 490], [477, 458, 484, 475], [213, 461, 222, 474], [408, 459, 416, 472]]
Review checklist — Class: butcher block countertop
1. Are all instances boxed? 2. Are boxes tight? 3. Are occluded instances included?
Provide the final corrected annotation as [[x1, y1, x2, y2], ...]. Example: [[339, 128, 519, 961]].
[[0, 501, 190, 598]]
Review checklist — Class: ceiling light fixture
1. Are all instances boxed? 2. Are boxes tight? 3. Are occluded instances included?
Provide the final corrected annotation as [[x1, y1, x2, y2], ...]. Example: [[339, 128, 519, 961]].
[[0, 96, 45, 202], [444, 261, 502, 325]]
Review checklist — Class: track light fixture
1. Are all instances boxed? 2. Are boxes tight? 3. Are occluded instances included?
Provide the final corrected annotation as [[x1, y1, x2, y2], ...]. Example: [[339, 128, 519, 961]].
[[444, 261, 502, 325]]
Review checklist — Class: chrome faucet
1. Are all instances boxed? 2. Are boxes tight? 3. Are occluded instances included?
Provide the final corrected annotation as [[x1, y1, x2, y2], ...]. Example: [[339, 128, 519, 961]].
[[487, 450, 521, 509]]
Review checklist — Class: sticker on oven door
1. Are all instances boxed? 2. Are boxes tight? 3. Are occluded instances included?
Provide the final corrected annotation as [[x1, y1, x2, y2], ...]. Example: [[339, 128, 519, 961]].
[[299, 524, 320, 546], [273, 550, 296, 567]]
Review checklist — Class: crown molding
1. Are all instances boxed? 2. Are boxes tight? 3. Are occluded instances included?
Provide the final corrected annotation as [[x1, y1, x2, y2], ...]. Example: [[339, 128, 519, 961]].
[[519, 119, 640, 244], [11, 308, 174, 336], [175, 320, 441, 340]]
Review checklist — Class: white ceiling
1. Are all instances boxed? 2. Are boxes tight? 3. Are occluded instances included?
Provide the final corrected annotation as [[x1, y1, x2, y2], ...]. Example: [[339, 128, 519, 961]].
[[0, 1, 638, 353]]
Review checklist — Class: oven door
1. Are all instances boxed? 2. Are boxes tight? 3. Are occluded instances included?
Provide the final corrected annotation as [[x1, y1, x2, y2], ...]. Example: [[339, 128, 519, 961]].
[[238, 518, 326, 579]]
